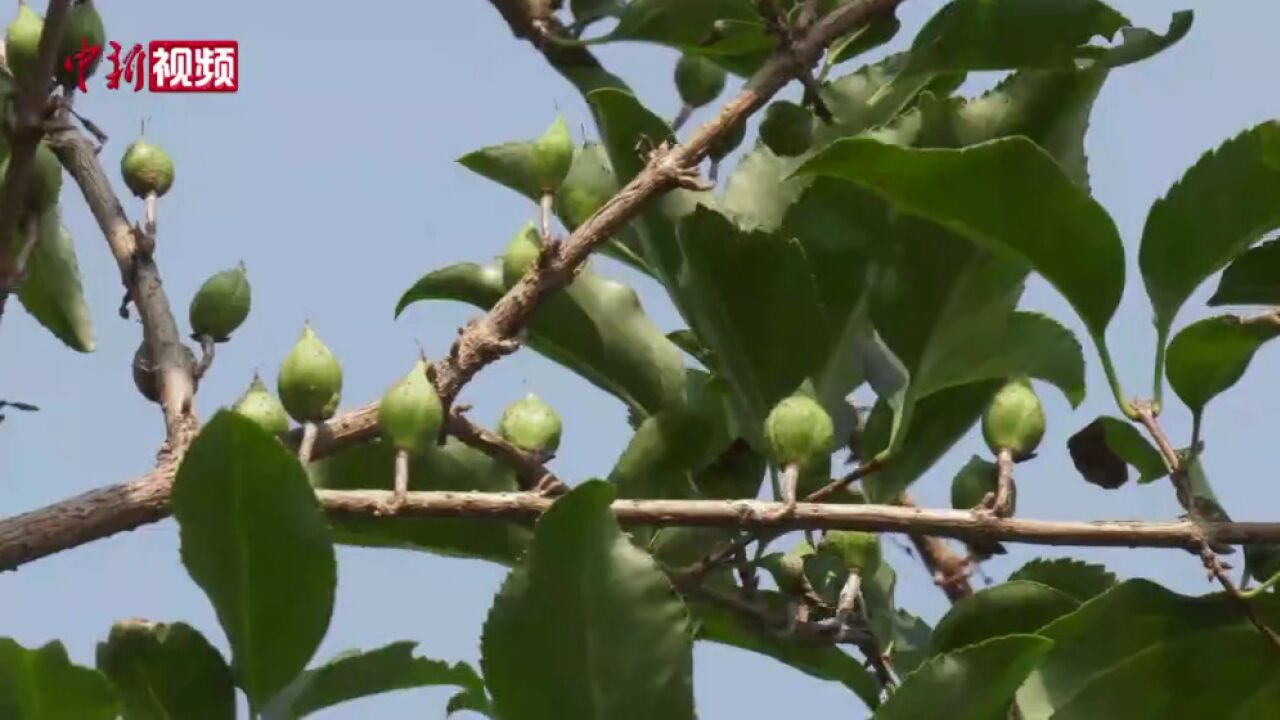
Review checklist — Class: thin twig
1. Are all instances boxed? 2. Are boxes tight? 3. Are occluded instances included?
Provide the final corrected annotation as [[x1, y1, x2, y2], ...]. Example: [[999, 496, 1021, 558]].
[[446, 409, 560, 492], [297, 422, 319, 465], [193, 335, 215, 381], [806, 457, 884, 502]]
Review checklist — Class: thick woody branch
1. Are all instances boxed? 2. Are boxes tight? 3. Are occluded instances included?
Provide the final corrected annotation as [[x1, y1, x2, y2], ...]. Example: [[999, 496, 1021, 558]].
[[45, 120, 196, 445], [898, 493, 973, 602]]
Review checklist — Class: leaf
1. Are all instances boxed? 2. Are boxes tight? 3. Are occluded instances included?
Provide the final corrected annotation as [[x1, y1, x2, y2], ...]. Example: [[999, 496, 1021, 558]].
[[396, 260, 685, 417], [873, 635, 1054, 720], [863, 379, 1004, 502], [456, 117, 571, 200], [1008, 559, 1117, 603], [1017, 579, 1280, 718], [261, 642, 484, 719], [930, 581, 1080, 655], [480, 481, 695, 720], [798, 135, 1126, 343], [1140, 120, 1280, 342], [608, 402, 728, 501], [1166, 314, 1280, 418], [16, 207, 93, 352], [570, 0, 623, 25], [901, 0, 1127, 75], [1089, 11, 1194, 69], [95, 620, 234, 720], [690, 596, 882, 710], [308, 439, 531, 565], [862, 560, 933, 676], [600, 0, 756, 48], [1066, 416, 1167, 489], [447, 685, 496, 718], [0, 639, 119, 720], [1209, 237, 1280, 307], [172, 411, 337, 710]]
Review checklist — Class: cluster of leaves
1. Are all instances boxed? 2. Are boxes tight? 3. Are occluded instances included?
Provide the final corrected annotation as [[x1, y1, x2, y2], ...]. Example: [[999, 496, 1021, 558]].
[[5, 0, 1280, 717]]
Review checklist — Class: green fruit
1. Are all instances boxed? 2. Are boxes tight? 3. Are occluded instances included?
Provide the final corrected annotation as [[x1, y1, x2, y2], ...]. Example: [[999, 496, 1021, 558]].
[[554, 143, 614, 230], [950, 456, 1016, 513], [0, 144, 63, 213], [55, 0, 106, 88], [231, 373, 290, 435], [708, 119, 747, 161], [188, 263, 250, 342], [764, 394, 834, 468], [530, 116, 573, 193], [377, 358, 444, 453], [759, 101, 814, 157], [5, 4, 43, 84], [277, 322, 342, 423], [982, 377, 1045, 461], [674, 54, 725, 108], [762, 541, 814, 596], [131, 341, 197, 404], [821, 530, 881, 575], [501, 222, 540, 288], [121, 138, 175, 198], [498, 393, 562, 454]]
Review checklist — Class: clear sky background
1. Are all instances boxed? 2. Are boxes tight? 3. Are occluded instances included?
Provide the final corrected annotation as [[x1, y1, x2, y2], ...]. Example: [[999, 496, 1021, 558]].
[[2, 1, 1278, 718]]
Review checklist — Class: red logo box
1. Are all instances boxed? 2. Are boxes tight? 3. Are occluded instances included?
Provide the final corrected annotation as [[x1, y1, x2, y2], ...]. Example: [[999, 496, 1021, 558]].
[[148, 41, 238, 92]]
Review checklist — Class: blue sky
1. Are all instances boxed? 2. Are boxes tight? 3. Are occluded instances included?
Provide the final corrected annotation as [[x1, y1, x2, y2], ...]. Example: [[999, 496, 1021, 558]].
[[2, 1, 1278, 717]]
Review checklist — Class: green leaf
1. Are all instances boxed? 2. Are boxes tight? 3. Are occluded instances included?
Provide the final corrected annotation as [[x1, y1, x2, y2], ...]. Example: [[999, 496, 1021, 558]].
[[1066, 416, 1167, 489], [570, 0, 623, 25], [863, 379, 1004, 502], [1017, 579, 1280, 718], [1210, 237, 1280, 307], [396, 260, 685, 417], [798, 135, 1126, 343], [308, 439, 531, 564], [16, 207, 93, 352], [930, 581, 1080, 655], [1007, 559, 1117, 603], [456, 117, 572, 200], [261, 642, 485, 719], [862, 560, 933, 677], [608, 399, 730, 501], [95, 620, 234, 720], [1141, 121, 1280, 343], [447, 685, 496, 718], [1166, 314, 1280, 418], [600, 0, 755, 48], [901, 0, 1127, 75], [172, 411, 337, 710], [0, 639, 119, 720], [874, 635, 1054, 720], [480, 481, 695, 720], [1088, 11, 1194, 69], [690, 596, 882, 711]]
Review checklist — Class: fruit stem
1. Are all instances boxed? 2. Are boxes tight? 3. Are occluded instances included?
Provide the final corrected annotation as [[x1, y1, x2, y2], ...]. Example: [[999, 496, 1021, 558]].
[[834, 571, 862, 626], [538, 192, 554, 248], [297, 421, 318, 465], [779, 461, 800, 510], [671, 104, 694, 132], [709, 158, 722, 183], [994, 448, 1014, 518], [193, 335, 215, 381], [144, 192, 158, 237], [392, 448, 410, 513]]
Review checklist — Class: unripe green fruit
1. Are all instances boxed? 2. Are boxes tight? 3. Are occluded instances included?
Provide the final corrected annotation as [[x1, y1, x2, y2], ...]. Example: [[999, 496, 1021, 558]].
[[0, 144, 63, 213], [530, 116, 573, 194], [950, 456, 1016, 513], [277, 322, 342, 423], [188, 263, 251, 342], [820, 530, 881, 574], [5, 4, 43, 84], [674, 54, 725, 108], [55, 0, 106, 88], [131, 341, 197, 404], [708, 119, 747, 161], [377, 358, 443, 453], [501, 222, 540, 289], [759, 101, 814, 157], [762, 541, 814, 596], [764, 394, 834, 468], [121, 139, 175, 198], [498, 393, 561, 454], [231, 373, 290, 435], [982, 377, 1045, 461]]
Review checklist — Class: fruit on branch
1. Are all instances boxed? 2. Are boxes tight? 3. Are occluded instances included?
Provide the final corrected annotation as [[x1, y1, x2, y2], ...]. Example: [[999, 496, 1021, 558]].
[[121, 138, 175, 199], [982, 377, 1045, 462], [55, 0, 105, 88], [951, 457, 1016, 514], [530, 116, 573, 194], [759, 100, 814, 157], [674, 54, 726, 109], [819, 530, 881, 575], [0, 143, 63, 212], [188, 263, 251, 342], [764, 394, 834, 469], [4, 3, 43, 84], [497, 393, 562, 455], [377, 357, 443, 454], [277, 322, 342, 423], [761, 540, 815, 596], [231, 373, 289, 435], [131, 341, 197, 404], [501, 222, 541, 289]]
